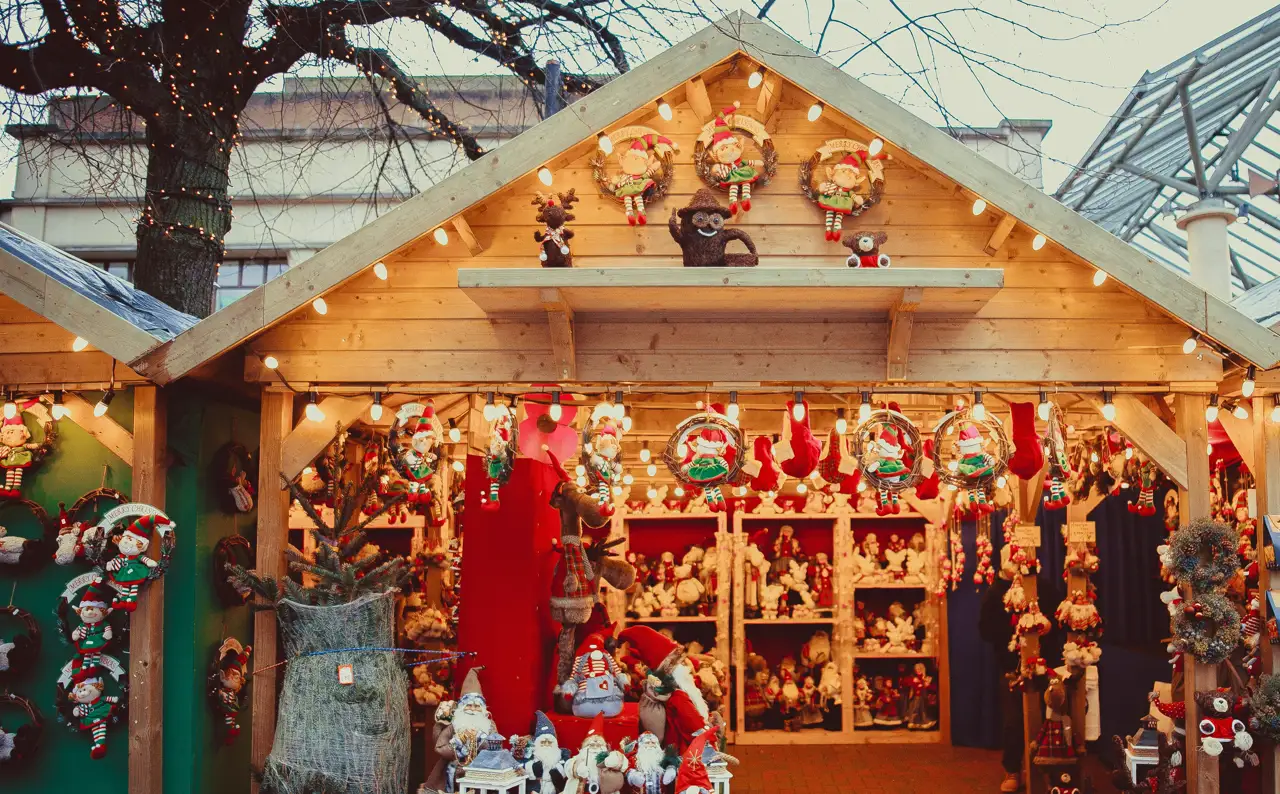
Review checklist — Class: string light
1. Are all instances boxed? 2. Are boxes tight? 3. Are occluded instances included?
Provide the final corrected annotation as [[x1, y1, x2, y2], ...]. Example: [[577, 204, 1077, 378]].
[[1243, 366, 1257, 398], [2, 395, 15, 420], [748, 67, 766, 89], [305, 391, 325, 422], [312, 297, 328, 315], [647, 486, 658, 500], [72, 336, 89, 352], [656, 99, 673, 121], [859, 391, 871, 422], [1032, 234, 1047, 251], [373, 262, 388, 280], [835, 408, 848, 435], [868, 138, 884, 156], [807, 102, 824, 122], [448, 419, 461, 443], [94, 388, 114, 418], [996, 475, 1007, 489], [674, 485, 685, 497], [726, 390, 740, 422], [262, 355, 279, 370], [597, 134, 613, 154], [1100, 392, 1115, 422], [576, 465, 586, 477], [452, 459, 464, 473], [52, 391, 69, 420], [795, 482, 808, 494], [1271, 395, 1280, 423], [1205, 394, 1219, 423], [736, 486, 748, 497], [549, 391, 563, 422], [1233, 402, 1249, 420], [1124, 446, 1134, 460], [1037, 390, 1050, 422], [622, 473, 634, 485], [1207, 441, 1214, 456], [792, 391, 806, 421], [971, 198, 987, 216], [613, 390, 626, 421], [537, 167, 554, 186], [433, 228, 450, 245], [647, 464, 658, 477], [1092, 269, 1108, 287], [1182, 335, 1198, 355], [483, 392, 498, 421], [370, 392, 383, 422], [612, 486, 623, 496], [972, 391, 986, 421], [639, 442, 651, 463]]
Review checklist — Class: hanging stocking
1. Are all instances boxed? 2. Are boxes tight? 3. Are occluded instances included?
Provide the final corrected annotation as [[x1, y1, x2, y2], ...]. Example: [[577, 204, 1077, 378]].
[[816, 428, 858, 489], [777, 400, 821, 478], [1005, 402, 1044, 480], [742, 435, 785, 493], [914, 439, 940, 500]]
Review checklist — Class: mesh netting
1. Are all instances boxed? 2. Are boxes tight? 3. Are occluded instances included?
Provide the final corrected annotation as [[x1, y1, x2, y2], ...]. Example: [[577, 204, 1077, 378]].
[[262, 592, 410, 794]]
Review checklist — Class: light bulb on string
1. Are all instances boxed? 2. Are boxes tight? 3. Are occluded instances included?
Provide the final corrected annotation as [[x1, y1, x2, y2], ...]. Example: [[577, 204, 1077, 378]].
[[1125, 447, 1134, 460], [549, 391, 563, 422], [971, 198, 987, 216], [795, 482, 808, 494], [1066, 424, 1075, 434], [727, 390, 740, 422], [452, 459, 464, 473], [856, 479, 867, 492], [971, 391, 985, 421], [622, 473, 634, 486], [736, 486, 748, 497], [807, 102, 824, 122], [1092, 269, 1108, 287], [613, 390, 626, 421], [656, 99, 673, 121], [312, 297, 328, 315], [1037, 390, 1050, 421], [305, 391, 325, 422], [996, 475, 1007, 489], [835, 408, 848, 435], [612, 485, 623, 496], [792, 391, 806, 421], [94, 388, 114, 418], [1271, 395, 1280, 423], [647, 464, 657, 477], [433, 227, 449, 245], [483, 392, 497, 421], [1205, 395, 1219, 423], [52, 391, 69, 420], [1182, 335, 1198, 355], [674, 485, 685, 497], [868, 138, 884, 156], [858, 391, 871, 422], [1243, 366, 1257, 398], [1233, 402, 1249, 420], [2, 396, 15, 420], [1207, 441, 1214, 456], [448, 419, 461, 443], [1032, 234, 1047, 251], [748, 67, 765, 89], [263, 355, 279, 370], [1089, 451, 1099, 464], [597, 133, 613, 154], [1100, 392, 1115, 422], [622, 415, 632, 432], [537, 167, 553, 186], [647, 487, 658, 500], [640, 443, 651, 463], [72, 336, 89, 352], [370, 391, 383, 422]]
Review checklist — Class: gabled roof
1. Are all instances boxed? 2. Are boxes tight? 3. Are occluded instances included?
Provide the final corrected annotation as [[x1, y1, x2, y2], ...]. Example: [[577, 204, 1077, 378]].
[[132, 11, 1280, 384], [0, 221, 196, 364], [1234, 277, 1280, 328]]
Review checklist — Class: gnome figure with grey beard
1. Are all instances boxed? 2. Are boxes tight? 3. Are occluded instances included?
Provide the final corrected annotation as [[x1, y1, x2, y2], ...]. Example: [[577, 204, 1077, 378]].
[[524, 711, 569, 794]]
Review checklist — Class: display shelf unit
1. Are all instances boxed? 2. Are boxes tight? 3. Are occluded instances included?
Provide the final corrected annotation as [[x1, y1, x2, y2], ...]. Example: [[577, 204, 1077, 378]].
[[730, 509, 950, 745]]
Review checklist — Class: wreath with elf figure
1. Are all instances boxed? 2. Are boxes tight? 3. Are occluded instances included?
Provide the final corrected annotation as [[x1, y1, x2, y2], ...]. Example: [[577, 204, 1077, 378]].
[[77, 504, 176, 615], [388, 401, 447, 525], [590, 126, 679, 225], [663, 408, 745, 513], [581, 410, 625, 508], [932, 408, 1011, 515], [799, 138, 887, 241], [55, 654, 128, 760], [54, 488, 131, 567], [852, 408, 923, 493], [692, 102, 778, 214], [0, 397, 55, 501], [0, 605, 40, 679]]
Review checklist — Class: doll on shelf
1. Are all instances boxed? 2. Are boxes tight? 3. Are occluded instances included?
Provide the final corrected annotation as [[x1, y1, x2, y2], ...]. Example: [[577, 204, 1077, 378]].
[[800, 676, 824, 728], [883, 533, 908, 580], [810, 552, 835, 613], [861, 533, 883, 580], [903, 662, 938, 730], [772, 524, 801, 571], [904, 532, 928, 583], [853, 674, 875, 728], [872, 676, 903, 728]]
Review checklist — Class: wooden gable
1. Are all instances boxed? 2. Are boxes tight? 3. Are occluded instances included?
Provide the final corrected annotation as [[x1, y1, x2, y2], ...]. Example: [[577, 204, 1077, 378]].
[[245, 66, 1216, 387], [0, 294, 149, 387]]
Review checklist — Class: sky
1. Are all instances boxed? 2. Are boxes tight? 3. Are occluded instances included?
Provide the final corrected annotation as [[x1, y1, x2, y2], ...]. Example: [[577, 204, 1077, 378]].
[[0, 0, 1271, 197]]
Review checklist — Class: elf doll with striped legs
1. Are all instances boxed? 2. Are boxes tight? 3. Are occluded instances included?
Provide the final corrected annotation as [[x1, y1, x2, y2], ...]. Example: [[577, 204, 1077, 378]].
[[70, 581, 113, 671], [212, 638, 252, 744], [104, 514, 170, 611], [69, 665, 120, 759], [707, 104, 762, 215]]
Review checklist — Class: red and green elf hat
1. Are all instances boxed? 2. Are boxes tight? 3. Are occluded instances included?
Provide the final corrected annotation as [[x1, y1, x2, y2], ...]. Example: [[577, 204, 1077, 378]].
[[122, 513, 171, 542], [79, 581, 110, 610], [710, 102, 741, 146]]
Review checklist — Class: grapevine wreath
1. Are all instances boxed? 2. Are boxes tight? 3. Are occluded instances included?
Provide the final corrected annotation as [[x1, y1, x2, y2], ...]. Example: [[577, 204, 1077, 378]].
[[0, 605, 40, 678], [0, 692, 42, 766], [1248, 673, 1280, 743], [1164, 517, 1240, 593], [1171, 591, 1241, 664]]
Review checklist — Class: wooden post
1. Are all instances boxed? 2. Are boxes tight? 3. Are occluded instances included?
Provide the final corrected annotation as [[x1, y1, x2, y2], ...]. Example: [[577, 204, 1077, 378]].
[[129, 386, 167, 794], [1017, 474, 1045, 794], [1175, 394, 1215, 794], [251, 388, 295, 794], [1254, 397, 1280, 794]]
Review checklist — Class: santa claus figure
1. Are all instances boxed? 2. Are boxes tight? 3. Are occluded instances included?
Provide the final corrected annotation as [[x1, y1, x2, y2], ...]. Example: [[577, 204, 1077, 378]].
[[561, 632, 629, 717], [657, 551, 678, 588], [525, 711, 568, 794], [619, 625, 713, 757], [425, 668, 500, 793], [564, 713, 629, 794], [626, 731, 677, 794], [809, 552, 835, 612]]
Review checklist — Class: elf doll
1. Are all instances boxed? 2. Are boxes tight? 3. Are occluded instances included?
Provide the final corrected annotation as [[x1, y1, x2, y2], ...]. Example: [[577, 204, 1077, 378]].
[[588, 420, 624, 508], [609, 134, 675, 225], [816, 155, 867, 240], [68, 665, 120, 759], [0, 414, 37, 499], [864, 429, 908, 515], [70, 581, 114, 670], [212, 638, 252, 744], [1129, 459, 1158, 517], [955, 425, 995, 515], [707, 103, 763, 215], [105, 514, 170, 611], [483, 410, 516, 510], [679, 426, 734, 512]]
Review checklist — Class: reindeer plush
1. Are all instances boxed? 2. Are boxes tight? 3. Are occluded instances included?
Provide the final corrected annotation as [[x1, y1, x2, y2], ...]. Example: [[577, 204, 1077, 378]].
[[533, 188, 580, 267]]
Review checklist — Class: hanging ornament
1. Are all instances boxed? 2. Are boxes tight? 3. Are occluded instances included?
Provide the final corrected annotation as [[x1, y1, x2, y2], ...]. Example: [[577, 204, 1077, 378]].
[[59, 576, 115, 671], [86, 504, 176, 613], [1041, 401, 1073, 510], [692, 102, 777, 215], [815, 428, 858, 490], [799, 138, 887, 240], [53, 488, 130, 567], [742, 435, 786, 493], [663, 405, 745, 513], [481, 405, 518, 512], [56, 654, 127, 760], [388, 401, 447, 526], [0, 397, 55, 501], [0, 692, 42, 766], [212, 535, 255, 607], [209, 638, 252, 745], [0, 499, 50, 569], [580, 408, 624, 515], [852, 407, 923, 516], [932, 407, 1010, 516], [518, 389, 579, 464], [213, 442, 257, 514], [590, 127, 678, 225], [973, 520, 994, 586], [0, 605, 40, 679]]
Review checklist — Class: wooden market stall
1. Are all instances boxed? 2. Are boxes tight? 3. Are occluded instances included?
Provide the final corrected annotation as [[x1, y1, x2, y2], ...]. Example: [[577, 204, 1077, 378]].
[[113, 11, 1280, 794]]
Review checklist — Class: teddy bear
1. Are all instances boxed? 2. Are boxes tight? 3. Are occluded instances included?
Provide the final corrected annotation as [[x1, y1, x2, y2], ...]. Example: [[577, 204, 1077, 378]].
[[654, 584, 679, 617], [630, 588, 658, 619], [760, 583, 785, 620], [674, 565, 706, 615], [1194, 688, 1257, 768], [842, 230, 890, 268]]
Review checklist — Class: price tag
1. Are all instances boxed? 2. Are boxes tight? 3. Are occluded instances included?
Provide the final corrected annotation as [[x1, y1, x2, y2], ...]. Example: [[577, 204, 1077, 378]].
[[1013, 524, 1041, 548], [1067, 522, 1096, 544], [337, 663, 355, 685]]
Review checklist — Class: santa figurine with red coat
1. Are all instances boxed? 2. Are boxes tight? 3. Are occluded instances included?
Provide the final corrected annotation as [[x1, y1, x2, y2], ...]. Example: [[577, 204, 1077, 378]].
[[619, 625, 714, 757]]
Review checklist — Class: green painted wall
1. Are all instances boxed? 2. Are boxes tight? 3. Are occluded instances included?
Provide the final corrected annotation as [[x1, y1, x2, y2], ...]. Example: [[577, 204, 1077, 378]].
[[2, 386, 261, 794], [2, 391, 134, 793]]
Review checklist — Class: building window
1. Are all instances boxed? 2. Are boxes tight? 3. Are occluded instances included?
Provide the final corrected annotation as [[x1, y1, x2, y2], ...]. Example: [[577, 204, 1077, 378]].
[[90, 257, 288, 312]]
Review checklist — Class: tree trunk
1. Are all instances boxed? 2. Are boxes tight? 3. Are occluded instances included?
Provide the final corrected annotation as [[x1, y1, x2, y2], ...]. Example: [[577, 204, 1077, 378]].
[[134, 122, 234, 318]]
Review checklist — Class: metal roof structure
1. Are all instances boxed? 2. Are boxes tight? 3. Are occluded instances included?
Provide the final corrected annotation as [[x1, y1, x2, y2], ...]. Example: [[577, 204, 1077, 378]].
[[1054, 6, 1280, 295]]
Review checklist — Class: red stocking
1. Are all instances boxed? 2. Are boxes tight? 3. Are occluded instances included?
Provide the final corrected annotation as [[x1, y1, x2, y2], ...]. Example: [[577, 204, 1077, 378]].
[[743, 436, 784, 492], [1005, 402, 1044, 480], [914, 439, 940, 500], [778, 400, 821, 478]]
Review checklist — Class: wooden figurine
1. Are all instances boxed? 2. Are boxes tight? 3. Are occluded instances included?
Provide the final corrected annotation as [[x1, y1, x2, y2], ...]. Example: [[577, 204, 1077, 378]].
[[533, 188, 579, 267], [669, 189, 758, 268], [843, 231, 890, 268]]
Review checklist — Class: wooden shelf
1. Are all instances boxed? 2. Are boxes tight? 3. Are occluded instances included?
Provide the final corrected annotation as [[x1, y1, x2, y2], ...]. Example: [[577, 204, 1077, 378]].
[[622, 512, 719, 521], [733, 729, 857, 746], [852, 581, 928, 589], [848, 512, 929, 519], [627, 615, 717, 624], [852, 651, 935, 659], [459, 267, 1003, 317], [854, 728, 941, 744], [743, 617, 836, 625]]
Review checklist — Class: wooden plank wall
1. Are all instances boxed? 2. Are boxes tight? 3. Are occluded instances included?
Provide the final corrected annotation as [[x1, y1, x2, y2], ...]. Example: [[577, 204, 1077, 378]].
[[0, 294, 150, 386], [247, 71, 1214, 385]]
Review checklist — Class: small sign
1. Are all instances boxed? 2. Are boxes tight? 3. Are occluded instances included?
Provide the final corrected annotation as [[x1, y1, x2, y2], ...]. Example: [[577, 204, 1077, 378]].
[[337, 664, 355, 685], [1266, 515, 1280, 571], [1013, 524, 1041, 548], [1067, 522, 1096, 544]]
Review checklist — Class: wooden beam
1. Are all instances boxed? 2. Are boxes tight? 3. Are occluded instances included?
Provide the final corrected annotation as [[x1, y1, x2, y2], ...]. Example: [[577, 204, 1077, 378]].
[[1217, 406, 1256, 472], [1138, 394, 1176, 428], [452, 217, 484, 256], [1255, 399, 1280, 794], [63, 392, 134, 463], [128, 386, 167, 794], [542, 288, 577, 380], [886, 287, 921, 382], [983, 214, 1017, 256], [755, 75, 782, 121], [1089, 395, 1190, 489], [685, 77, 713, 120], [279, 395, 374, 481], [251, 389, 294, 794]]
